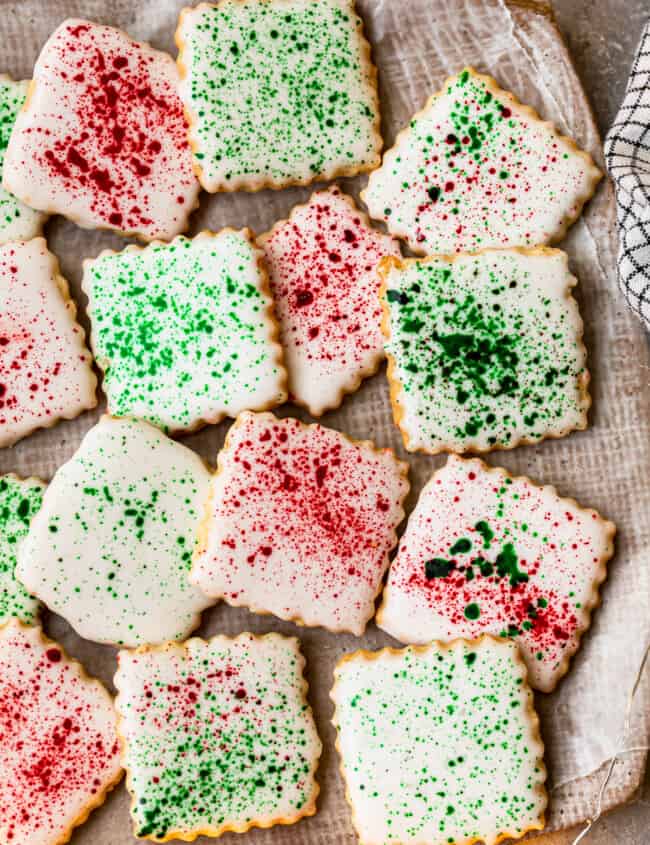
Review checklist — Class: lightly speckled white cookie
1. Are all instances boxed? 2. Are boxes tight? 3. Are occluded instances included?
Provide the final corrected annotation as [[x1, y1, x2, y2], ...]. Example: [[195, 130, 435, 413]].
[[0, 474, 44, 625], [175, 0, 381, 192], [17, 415, 213, 647], [115, 632, 321, 842], [83, 229, 287, 434], [331, 636, 547, 845], [191, 411, 409, 635], [362, 67, 601, 255], [0, 621, 123, 845], [381, 247, 590, 455], [0, 76, 47, 243], [258, 187, 400, 416], [377, 455, 615, 692], [0, 237, 96, 448], [3, 19, 199, 241]]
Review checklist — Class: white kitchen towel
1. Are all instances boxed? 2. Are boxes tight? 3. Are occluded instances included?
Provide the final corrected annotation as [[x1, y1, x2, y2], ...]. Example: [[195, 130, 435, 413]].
[[604, 20, 650, 329]]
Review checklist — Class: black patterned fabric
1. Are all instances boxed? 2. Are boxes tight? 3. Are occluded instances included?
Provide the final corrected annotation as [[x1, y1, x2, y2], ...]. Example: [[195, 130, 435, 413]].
[[605, 21, 650, 329]]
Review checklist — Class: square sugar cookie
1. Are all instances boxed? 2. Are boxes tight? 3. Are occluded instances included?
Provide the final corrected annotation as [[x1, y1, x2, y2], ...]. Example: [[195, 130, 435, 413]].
[[331, 636, 547, 845], [176, 0, 381, 192], [258, 187, 400, 416], [192, 411, 409, 635], [378, 456, 615, 692], [380, 248, 590, 454], [115, 632, 321, 842], [0, 76, 47, 244], [0, 238, 96, 448], [17, 416, 213, 647], [0, 621, 122, 845], [83, 230, 287, 433], [362, 67, 601, 254], [0, 474, 44, 625], [3, 19, 199, 241]]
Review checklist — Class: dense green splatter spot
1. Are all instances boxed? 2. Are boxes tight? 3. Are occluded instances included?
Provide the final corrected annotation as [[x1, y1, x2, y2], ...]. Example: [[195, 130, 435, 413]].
[[475, 520, 494, 548], [495, 542, 529, 587], [464, 602, 480, 620], [449, 538, 471, 555], [425, 558, 456, 579], [0, 475, 43, 623]]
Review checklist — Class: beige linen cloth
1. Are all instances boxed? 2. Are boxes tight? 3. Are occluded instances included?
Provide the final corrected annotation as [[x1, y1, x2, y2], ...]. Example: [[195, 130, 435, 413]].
[[0, 0, 649, 841]]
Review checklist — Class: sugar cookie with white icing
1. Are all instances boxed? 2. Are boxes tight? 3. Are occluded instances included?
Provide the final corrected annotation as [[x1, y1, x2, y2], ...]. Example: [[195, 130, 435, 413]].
[[378, 455, 615, 692], [258, 187, 400, 416], [115, 632, 321, 842], [331, 636, 547, 845], [0, 76, 47, 243], [175, 0, 381, 192], [0, 621, 122, 845], [0, 238, 96, 448], [380, 248, 590, 454], [3, 19, 199, 241], [362, 67, 601, 254], [17, 415, 213, 647], [83, 230, 287, 433], [192, 411, 409, 635], [0, 474, 44, 625]]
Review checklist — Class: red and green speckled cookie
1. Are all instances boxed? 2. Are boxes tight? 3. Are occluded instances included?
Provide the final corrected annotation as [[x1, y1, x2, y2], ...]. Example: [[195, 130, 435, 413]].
[[192, 411, 409, 635], [332, 636, 547, 845], [0, 238, 96, 448], [362, 67, 601, 254], [0, 621, 122, 845], [115, 632, 321, 842], [378, 455, 615, 692], [3, 19, 199, 241], [176, 0, 381, 192], [258, 187, 400, 416]]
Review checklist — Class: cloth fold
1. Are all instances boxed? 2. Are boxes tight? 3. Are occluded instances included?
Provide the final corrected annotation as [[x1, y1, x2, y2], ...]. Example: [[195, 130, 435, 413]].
[[604, 21, 650, 329]]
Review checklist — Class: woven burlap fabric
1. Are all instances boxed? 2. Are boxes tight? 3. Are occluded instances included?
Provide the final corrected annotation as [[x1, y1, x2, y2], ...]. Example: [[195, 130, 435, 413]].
[[1, 0, 649, 841]]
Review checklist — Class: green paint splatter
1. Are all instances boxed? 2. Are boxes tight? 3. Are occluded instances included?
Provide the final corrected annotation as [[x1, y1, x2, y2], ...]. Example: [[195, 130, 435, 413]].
[[0, 475, 43, 623]]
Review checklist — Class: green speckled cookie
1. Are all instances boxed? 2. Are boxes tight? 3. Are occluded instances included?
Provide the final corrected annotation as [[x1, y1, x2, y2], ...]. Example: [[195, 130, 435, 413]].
[[83, 230, 286, 433], [175, 0, 381, 192], [0, 76, 47, 243], [380, 248, 590, 454], [0, 474, 44, 624], [115, 632, 321, 842], [16, 415, 213, 647], [331, 636, 547, 845]]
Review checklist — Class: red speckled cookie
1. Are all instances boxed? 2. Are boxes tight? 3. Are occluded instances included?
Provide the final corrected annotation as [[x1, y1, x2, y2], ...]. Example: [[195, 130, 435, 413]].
[[3, 19, 199, 241], [192, 411, 409, 635], [258, 187, 400, 416], [377, 455, 615, 692], [0, 238, 96, 448], [0, 621, 122, 845]]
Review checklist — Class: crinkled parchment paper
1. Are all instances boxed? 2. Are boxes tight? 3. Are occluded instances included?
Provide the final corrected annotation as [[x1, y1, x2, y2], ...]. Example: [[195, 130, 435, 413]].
[[0, 0, 649, 841]]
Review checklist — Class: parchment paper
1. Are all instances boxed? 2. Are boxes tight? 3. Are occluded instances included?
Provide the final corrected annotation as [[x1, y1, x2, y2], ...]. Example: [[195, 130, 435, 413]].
[[0, 0, 649, 841]]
